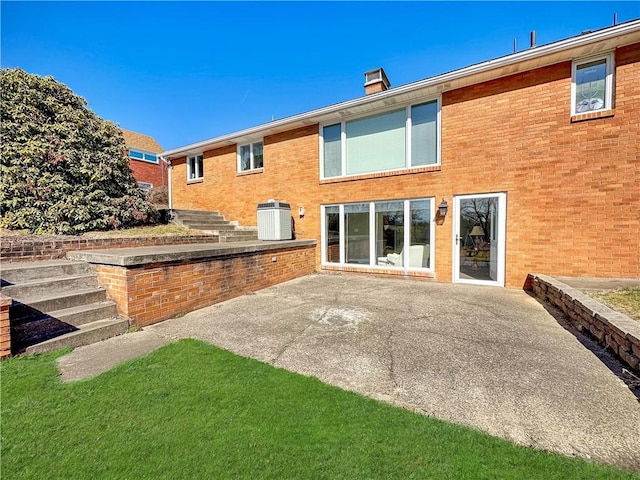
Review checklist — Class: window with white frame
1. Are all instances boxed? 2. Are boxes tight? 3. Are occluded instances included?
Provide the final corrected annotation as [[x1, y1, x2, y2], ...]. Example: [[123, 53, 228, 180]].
[[129, 149, 159, 163], [187, 154, 203, 181], [320, 99, 440, 179], [238, 141, 264, 172], [571, 53, 614, 116], [137, 181, 153, 192], [322, 198, 434, 270]]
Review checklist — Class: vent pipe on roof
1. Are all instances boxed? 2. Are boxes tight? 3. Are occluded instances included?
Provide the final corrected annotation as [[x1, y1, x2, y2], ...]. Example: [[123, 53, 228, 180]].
[[613, 12, 618, 26], [530, 30, 536, 48], [364, 68, 390, 95], [513, 38, 517, 53]]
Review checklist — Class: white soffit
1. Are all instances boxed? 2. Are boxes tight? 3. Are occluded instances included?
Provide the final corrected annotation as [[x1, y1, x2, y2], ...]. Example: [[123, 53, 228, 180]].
[[162, 21, 640, 159]]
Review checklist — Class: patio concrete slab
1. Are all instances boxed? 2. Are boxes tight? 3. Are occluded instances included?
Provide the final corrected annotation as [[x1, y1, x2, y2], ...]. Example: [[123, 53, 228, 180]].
[[58, 274, 640, 471], [57, 330, 171, 382]]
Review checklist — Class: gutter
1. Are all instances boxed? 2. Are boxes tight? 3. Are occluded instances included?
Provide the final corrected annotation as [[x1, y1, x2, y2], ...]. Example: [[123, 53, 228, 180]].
[[161, 19, 640, 159]]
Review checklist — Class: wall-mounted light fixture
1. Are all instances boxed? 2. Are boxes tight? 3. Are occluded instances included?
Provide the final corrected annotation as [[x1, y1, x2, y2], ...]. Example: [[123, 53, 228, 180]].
[[438, 199, 448, 217], [298, 206, 305, 218]]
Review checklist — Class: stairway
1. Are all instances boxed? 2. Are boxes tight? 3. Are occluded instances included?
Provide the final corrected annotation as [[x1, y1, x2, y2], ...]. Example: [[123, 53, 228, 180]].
[[0, 260, 129, 354], [171, 209, 258, 242]]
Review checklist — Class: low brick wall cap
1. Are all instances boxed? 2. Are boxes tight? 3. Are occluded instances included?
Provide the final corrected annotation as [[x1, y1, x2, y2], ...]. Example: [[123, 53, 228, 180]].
[[66, 240, 317, 267]]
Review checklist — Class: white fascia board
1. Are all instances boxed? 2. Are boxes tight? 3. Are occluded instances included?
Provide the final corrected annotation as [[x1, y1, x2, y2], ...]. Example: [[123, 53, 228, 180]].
[[161, 19, 640, 159]]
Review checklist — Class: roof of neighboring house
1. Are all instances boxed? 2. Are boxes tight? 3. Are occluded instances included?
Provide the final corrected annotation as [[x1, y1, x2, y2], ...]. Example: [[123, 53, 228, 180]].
[[161, 18, 640, 160], [121, 129, 163, 154]]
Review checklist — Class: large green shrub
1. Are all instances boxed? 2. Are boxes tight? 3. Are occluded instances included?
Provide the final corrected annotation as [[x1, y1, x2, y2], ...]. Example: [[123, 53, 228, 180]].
[[0, 68, 158, 234]]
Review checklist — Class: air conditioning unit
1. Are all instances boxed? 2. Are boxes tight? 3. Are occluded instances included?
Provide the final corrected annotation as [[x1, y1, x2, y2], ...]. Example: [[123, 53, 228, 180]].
[[257, 200, 292, 241]]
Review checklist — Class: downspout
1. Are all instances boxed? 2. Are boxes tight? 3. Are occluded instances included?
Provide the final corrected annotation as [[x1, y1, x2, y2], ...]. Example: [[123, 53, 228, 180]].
[[161, 156, 173, 211]]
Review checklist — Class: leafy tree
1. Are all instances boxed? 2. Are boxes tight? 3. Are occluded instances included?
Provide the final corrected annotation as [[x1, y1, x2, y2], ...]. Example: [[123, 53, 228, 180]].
[[0, 68, 158, 234]]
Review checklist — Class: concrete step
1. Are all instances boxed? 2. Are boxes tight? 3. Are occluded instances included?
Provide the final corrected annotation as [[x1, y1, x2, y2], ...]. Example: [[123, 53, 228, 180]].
[[1, 274, 99, 298], [186, 223, 236, 231], [10, 288, 109, 322], [14, 301, 118, 328], [219, 232, 259, 242], [0, 260, 94, 285], [172, 209, 221, 216], [172, 210, 224, 221], [2, 258, 127, 355], [22, 317, 130, 355], [220, 229, 258, 237], [181, 220, 234, 227], [175, 217, 228, 227], [174, 212, 225, 221]]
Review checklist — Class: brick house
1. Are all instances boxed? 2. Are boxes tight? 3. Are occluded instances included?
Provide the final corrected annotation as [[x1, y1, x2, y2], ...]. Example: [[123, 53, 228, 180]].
[[161, 20, 640, 288], [121, 129, 167, 192]]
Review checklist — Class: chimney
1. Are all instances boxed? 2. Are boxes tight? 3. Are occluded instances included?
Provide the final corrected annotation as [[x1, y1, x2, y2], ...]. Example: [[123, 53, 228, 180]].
[[364, 68, 390, 95]]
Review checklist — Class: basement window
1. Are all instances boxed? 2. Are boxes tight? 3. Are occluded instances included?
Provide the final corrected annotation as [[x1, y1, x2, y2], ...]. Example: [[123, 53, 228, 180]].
[[571, 53, 614, 116], [187, 155, 203, 181]]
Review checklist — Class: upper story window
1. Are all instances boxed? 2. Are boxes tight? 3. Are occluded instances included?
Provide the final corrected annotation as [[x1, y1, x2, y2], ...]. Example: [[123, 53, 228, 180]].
[[238, 141, 264, 172], [320, 99, 440, 179], [571, 53, 614, 116], [129, 149, 158, 164], [187, 155, 203, 181]]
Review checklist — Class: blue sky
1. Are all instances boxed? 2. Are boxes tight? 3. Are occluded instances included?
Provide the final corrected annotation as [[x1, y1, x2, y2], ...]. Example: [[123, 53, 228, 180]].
[[2, 1, 639, 150]]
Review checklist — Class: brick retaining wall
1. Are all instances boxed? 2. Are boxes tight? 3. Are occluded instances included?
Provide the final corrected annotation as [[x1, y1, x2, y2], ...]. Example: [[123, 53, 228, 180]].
[[528, 274, 640, 372], [1, 235, 218, 263], [0, 294, 11, 359], [80, 242, 316, 327]]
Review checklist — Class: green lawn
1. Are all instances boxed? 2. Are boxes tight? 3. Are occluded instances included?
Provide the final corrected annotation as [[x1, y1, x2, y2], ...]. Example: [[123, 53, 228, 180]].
[[1, 340, 636, 479]]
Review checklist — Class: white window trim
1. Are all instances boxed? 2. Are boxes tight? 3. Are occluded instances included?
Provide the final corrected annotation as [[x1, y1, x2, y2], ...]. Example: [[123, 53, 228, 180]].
[[451, 192, 506, 287], [570, 52, 614, 117], [321, 198, 435, 272], [339, 204, 345, 264], [237, 140, 264, 173], [129, 148, 159, 164], [187, 154, 203, 181], [319, 97, 441, 180], [320, 206, 327, 264]]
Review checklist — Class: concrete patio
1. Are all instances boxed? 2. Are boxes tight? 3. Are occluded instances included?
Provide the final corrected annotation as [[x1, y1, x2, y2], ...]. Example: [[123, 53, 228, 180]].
[[59, 274, 640, 471]]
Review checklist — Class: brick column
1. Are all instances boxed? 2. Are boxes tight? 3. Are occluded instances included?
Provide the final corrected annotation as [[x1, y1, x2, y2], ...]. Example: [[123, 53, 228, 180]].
[[0, 294, 12, 359]]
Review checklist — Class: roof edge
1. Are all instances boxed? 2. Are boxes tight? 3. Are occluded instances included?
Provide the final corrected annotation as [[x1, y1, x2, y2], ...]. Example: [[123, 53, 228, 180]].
[[162, 19, 640, 159]]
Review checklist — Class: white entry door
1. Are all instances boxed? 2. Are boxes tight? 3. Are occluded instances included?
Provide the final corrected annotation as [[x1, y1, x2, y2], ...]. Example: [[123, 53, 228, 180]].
[[453, 193, 506, 286]]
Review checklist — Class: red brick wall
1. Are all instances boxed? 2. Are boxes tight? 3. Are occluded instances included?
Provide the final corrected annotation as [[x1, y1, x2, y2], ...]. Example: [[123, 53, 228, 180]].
[[95, 244, 316, 327], [170, 44, 640, 287], [1, 235, 218, 263], [129, 158, 168, 188], [0, 294, 11, 359]]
